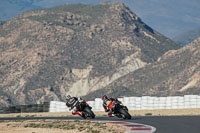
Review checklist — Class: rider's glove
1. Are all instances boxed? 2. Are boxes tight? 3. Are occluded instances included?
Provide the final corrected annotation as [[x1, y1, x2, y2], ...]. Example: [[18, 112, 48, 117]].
[[106, 108, 111, 112], [78, 98, 83, 102]]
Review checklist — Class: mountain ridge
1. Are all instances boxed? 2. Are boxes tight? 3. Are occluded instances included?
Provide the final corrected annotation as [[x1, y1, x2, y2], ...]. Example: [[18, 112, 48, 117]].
[[1, 0, 200, 39], [83, 37, 200, 100], [0, 3, 180, 107]]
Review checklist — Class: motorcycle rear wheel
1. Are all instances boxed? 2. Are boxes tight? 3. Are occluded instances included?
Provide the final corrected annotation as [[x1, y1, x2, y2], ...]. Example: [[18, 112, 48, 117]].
[[84, 107, 95, 119]]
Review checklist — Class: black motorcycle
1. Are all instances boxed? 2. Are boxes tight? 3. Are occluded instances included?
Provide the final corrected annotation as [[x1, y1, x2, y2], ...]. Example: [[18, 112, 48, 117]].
[[75, 100, 95, 119]]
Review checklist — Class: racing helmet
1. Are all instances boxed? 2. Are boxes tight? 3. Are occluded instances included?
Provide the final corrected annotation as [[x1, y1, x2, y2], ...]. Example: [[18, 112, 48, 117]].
[[66, 95, 71, 101], [102, 95, 108, 100]]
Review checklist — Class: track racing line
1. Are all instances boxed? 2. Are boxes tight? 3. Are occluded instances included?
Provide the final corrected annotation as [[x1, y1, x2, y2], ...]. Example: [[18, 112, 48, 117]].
[[1, 116, 200, 133]]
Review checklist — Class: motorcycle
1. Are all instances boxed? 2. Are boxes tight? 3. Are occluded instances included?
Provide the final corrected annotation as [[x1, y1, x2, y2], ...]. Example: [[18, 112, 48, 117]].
[[73, 100, 95, 119], [108, 99, 131, 119]]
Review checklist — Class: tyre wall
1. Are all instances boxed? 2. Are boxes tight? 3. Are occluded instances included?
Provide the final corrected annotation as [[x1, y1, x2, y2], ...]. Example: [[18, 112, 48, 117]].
[[1, 95, 200, 113], [49, 95, 200, 112]]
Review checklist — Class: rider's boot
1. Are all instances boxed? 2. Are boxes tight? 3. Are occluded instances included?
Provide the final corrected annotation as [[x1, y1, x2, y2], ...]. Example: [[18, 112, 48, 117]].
[[108, 110, 114, 117], [72, 111, 80, 115], [108, 114, 114, 117]]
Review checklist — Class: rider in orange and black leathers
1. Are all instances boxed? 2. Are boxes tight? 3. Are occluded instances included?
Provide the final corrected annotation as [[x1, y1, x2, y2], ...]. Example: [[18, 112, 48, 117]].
[[102, 95, 118, 117]]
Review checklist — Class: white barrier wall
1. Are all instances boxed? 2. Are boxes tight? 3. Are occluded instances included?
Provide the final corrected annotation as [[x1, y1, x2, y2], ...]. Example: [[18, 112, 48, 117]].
[[49, 95, 200, 112], [49, 101, 70, 112]]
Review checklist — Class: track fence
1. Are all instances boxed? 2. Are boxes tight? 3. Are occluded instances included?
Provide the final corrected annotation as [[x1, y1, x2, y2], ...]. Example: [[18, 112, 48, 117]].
[[0, 102, 50, 114], [49, 95, 200, 112], [1, 95, 199, 113]]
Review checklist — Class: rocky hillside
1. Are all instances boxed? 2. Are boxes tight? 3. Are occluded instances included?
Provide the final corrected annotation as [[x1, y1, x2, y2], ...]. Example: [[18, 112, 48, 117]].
[[0, 3, 179, 107], [84, 37, 200, 100]]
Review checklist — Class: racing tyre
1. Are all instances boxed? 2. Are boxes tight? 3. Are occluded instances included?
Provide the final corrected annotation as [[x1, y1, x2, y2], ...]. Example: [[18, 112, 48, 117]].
[[84, 107, 95, 119], [119, 108, 131, 119]]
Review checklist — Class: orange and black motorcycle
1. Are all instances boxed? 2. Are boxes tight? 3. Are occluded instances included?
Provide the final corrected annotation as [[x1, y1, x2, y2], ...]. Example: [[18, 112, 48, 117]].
[[107, 99, 131, 119]]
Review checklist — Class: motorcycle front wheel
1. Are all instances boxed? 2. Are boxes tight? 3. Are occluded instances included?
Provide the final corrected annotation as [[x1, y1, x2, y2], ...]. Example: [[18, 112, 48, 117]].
[[119, 108, 131, 119]]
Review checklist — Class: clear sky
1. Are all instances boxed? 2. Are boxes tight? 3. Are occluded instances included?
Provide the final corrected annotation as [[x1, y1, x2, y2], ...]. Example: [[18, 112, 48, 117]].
[[0, 0, 200, 39]]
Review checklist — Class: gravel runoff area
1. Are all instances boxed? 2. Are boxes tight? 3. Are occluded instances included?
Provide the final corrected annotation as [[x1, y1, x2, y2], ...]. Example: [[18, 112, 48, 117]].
[[0, 108, 200, 118], [0, 120, 126, 133]]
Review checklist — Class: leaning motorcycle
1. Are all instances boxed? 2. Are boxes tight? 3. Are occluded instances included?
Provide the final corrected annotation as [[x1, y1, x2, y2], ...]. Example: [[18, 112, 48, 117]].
[[74, 100, 95, 119], [108, 100, 131, 119]]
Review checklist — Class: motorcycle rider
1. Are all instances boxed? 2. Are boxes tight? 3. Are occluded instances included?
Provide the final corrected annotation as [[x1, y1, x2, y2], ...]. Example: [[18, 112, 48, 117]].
[[65, 95, 86, 118], [102, 95, 118, 117]]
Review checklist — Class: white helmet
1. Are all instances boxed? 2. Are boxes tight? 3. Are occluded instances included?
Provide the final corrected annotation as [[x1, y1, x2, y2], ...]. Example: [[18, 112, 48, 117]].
[[66, 95, 71, 101]]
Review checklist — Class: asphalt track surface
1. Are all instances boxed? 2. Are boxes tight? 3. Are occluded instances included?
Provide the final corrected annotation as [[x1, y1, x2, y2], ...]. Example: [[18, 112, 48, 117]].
[[0, 116, 200, 133]]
